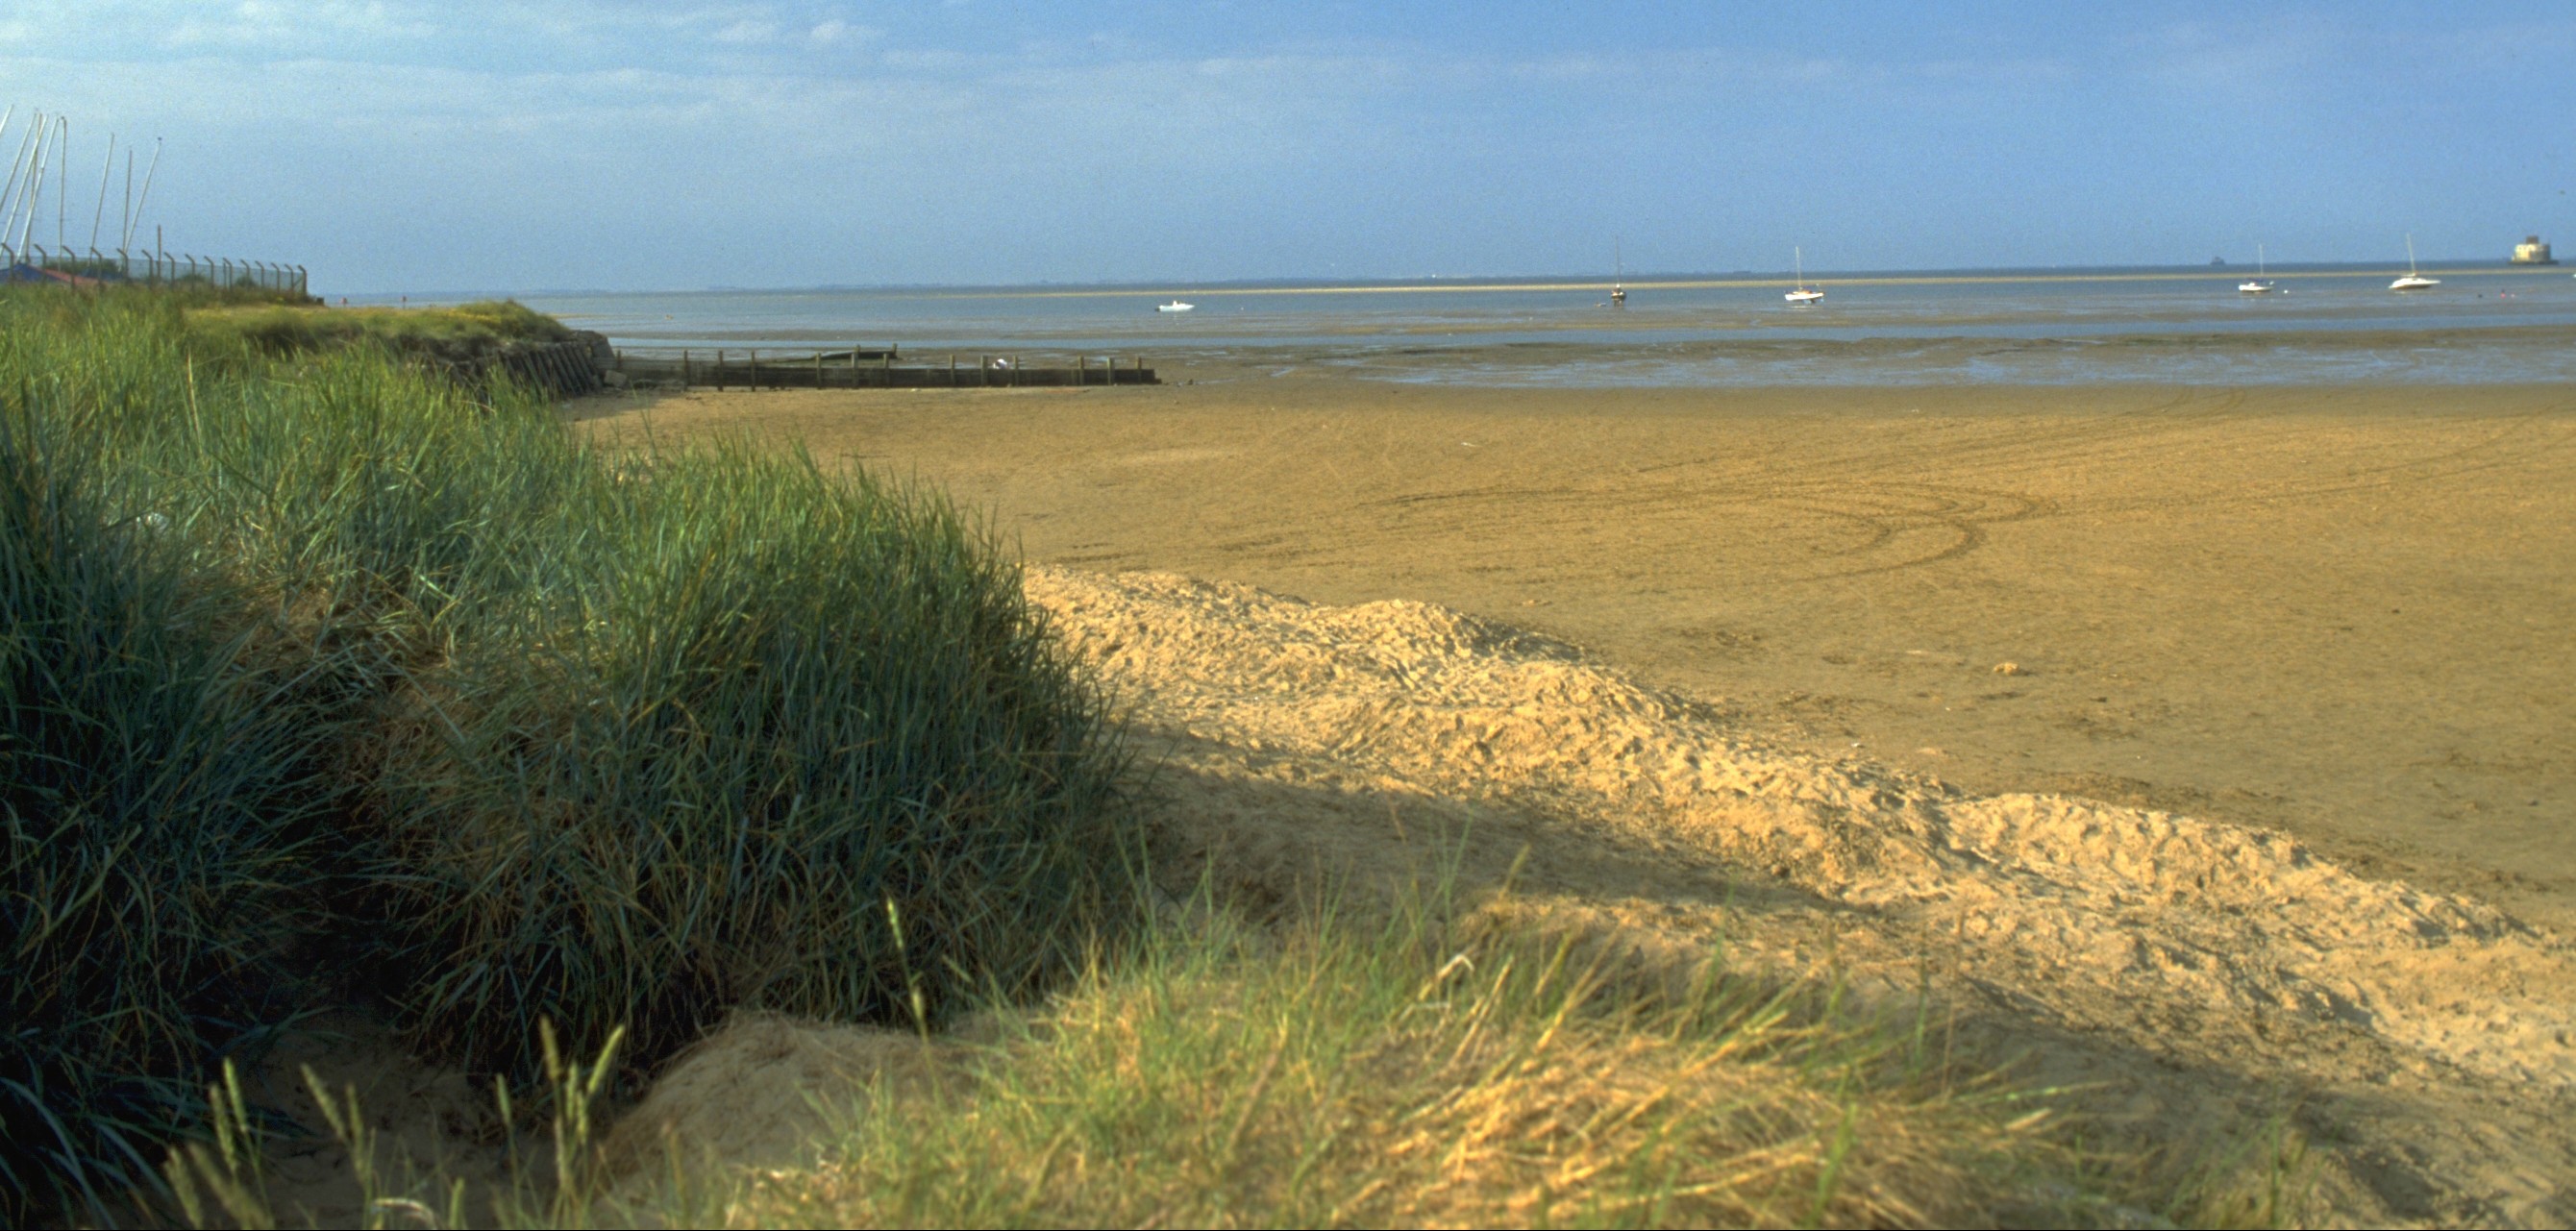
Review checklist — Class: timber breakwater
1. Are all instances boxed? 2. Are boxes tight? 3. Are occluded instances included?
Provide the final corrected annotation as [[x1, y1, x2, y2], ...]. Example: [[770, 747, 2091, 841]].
[[422, 333, 1160, 402], [611, 346, 1159, 390]]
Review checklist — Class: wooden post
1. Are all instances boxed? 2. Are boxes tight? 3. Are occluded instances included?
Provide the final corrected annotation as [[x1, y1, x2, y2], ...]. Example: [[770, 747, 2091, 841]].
[[715, 350, 725, 392], [814, 350, 822, 389], [949, 354, 956, 386], [682, 349, 691, 387], [750, 349, 759, 392], [979, 356, 989, 387], [881, 349, 892, 387]]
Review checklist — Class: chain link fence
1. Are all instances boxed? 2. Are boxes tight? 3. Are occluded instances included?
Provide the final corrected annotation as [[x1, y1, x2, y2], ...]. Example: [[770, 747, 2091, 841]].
[[1, 243, 307, 297]]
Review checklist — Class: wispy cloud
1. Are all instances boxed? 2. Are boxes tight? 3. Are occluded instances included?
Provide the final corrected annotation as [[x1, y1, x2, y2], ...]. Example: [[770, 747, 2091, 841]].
[[1, 5, 2564, 289]]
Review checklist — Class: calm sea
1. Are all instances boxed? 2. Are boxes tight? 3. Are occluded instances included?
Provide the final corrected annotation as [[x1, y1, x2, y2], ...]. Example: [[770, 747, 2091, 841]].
[[403, 262, 2576, 385]]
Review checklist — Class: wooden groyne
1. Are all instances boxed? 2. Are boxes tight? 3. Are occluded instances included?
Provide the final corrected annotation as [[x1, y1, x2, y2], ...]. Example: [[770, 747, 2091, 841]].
[[610, 347, 1158, 390]]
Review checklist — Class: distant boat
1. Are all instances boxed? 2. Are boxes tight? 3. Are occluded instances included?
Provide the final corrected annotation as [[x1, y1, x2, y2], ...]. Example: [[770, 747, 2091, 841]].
[[2239, 244, 2277, 294], [2390, 234, 2440, 291], [1156, 300, 1195, 312], [1610, 236, 1626, 307], [1784, 246, 1824, 305]]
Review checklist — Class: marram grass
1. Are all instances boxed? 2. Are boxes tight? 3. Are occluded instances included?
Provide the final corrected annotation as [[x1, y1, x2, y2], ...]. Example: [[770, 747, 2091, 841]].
[[186, 296, 574, 360], [372, 438, 1131, 1078], [168, 889, 2290, 1230], [0, 288, 1134, 1219], [0, 318, 341, 1221]]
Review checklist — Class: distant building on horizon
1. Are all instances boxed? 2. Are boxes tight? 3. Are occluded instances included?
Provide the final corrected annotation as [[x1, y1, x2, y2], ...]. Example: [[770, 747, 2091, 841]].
[[2511, 234, 2557, 264]]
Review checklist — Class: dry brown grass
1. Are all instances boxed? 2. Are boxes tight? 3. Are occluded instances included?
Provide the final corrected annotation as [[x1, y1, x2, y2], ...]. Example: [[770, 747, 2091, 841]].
[[648, 898, 2108, 1229], [161, 891, 2298, 1229]]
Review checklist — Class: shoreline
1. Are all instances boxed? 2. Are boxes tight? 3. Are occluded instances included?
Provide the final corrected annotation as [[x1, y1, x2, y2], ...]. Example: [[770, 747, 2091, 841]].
[[570, 323, 2576, 388]]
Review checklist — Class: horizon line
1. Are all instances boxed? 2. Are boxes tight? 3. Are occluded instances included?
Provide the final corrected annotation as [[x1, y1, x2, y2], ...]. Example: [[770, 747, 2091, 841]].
[[358, 259, 2567, 302]]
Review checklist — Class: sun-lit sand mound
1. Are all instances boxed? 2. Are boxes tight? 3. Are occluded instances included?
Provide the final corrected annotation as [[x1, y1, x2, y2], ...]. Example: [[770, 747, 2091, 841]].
[[1006, 565, 2576, 1222], [1027, 566, 2574, 1088]]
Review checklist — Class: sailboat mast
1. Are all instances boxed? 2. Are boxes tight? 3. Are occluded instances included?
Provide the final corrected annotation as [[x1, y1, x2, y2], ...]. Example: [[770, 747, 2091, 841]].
[[0, 112, 40, 248], [90, 133, 113, 249], [127, 138, 161, 251], [17, 118, 50, 256]]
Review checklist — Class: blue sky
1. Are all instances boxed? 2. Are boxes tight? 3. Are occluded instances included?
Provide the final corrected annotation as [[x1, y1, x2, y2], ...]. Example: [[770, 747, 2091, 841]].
[[6, 1, 2571, 292]]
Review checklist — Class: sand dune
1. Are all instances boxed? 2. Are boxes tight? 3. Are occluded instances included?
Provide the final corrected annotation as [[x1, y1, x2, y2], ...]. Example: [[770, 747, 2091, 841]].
[[1018, 565, 2575, 1223], [1033, 567, 2574, 1085]]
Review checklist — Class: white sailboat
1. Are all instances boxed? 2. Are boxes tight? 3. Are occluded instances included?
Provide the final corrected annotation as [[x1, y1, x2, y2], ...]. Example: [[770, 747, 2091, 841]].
[[2238, 244, 2276, 294], [1783, 246, 1824, 305], [2390, 234, 2440, 291], [1155, 300, 1195, 312], [1609, 235, 1626, 307]]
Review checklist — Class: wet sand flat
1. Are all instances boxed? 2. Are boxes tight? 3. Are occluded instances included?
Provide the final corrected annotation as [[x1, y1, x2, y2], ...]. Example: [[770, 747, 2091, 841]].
[[578, 378, 2576, 929]]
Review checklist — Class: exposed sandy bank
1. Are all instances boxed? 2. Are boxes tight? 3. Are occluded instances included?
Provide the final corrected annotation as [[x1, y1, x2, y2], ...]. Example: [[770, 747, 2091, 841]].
[[576, 379, 2576, 934], [1007, 565, 2576, 1224]]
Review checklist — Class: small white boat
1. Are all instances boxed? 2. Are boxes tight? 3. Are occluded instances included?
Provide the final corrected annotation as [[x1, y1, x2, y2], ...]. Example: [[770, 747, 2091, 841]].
[[1156, 300, 1195, 312], [1784, 246, 1824, 305], [2238, 244, 2276, 294], [2390, 234, 2440, 291]]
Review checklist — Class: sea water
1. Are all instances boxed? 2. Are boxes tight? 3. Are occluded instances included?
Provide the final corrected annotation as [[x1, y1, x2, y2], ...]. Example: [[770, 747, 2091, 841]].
[[412, 262, 2576, 385]]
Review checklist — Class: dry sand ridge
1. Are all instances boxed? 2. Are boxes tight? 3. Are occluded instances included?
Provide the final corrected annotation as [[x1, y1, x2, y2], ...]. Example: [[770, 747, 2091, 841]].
[[1018, 565, 2576, 1224]]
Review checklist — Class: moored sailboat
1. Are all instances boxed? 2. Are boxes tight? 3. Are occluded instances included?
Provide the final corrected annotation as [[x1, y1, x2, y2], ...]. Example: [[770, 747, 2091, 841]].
[[1784, 246, 1824, 305], [2390, 234, 2440, 291], [2238, 244, 2276, 294]]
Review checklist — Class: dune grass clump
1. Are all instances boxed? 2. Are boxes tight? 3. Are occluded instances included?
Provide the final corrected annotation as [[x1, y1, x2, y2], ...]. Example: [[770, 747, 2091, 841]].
[[166, 890, 2291, 1230], [681, 897, 2093, 1229], [0, 306, 345, 1220], [186, 297, 574, 362], [373, 442, 1129, 1079], [0, 288, 1136, 1215]]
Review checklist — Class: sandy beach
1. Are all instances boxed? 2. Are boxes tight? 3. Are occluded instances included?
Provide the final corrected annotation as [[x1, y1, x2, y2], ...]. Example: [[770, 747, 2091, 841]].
[[581, 374, 2576, 930]]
